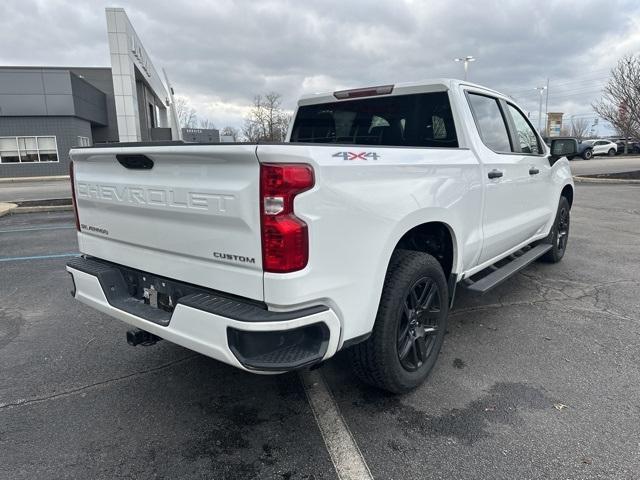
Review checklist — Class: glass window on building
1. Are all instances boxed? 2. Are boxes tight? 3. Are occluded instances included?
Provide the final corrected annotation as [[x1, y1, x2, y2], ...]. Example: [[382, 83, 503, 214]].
[[18, 137, 39, 162], [0, 136, 59, 163], [0, 137, 20, 163], [37, 137, 59, 162]]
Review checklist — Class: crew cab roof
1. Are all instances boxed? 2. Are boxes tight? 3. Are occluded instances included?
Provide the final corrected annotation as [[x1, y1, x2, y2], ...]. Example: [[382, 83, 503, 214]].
[[297, 78, 504, 106]]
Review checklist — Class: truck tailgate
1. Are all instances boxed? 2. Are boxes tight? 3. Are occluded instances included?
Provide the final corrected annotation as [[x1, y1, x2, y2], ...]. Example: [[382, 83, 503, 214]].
[[70, 144, 263, 301]]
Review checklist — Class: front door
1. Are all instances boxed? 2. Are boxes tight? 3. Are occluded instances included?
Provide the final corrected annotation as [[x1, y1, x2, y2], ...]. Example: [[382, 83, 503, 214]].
[[593, 140, 609, 155], [503, 102, 554, 238]]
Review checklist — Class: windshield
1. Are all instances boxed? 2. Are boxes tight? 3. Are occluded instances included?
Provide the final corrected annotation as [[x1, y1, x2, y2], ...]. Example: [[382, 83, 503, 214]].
[[290, 92, 458, 148]]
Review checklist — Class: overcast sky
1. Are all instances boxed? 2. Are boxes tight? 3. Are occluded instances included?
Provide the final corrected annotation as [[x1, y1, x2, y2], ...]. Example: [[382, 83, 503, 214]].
[[2, 0, 640, 134]]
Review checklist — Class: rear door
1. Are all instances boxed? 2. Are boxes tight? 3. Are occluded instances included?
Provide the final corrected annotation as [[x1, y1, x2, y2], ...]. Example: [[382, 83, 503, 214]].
[[70, 144, 264, 300], [466, 92, 536, 264]]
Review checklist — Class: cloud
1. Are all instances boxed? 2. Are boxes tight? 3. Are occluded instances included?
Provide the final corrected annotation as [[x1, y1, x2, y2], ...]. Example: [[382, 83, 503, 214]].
[[1, 0, 639, 133]]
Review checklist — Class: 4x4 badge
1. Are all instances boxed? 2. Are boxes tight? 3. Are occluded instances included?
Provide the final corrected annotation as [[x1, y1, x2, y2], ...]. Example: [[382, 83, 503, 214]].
[[332, 151, 380, 161]]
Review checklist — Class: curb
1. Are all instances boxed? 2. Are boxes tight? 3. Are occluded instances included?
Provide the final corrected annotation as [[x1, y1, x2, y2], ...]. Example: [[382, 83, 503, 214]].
[[0, 202, 18, 217], [0, 175, 70, 183], [573, 175, 640, 185], [12, 205, 74, 214]]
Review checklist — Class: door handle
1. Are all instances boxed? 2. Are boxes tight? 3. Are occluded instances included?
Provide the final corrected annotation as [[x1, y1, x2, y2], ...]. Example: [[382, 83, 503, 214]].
[[116, 154, 154, 170], [487, 169, 503, 179], [529, 167, 540, 175]]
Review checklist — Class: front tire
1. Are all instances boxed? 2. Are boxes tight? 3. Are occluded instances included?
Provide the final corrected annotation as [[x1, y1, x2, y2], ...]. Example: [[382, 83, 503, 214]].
[[582, 149, 593, 160], [608, 148, 616, 157], [349, 250, 449, 394], [540, 196, 570, 263]]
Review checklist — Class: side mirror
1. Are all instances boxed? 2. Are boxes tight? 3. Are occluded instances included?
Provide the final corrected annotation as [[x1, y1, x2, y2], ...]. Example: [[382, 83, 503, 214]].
[[549, 138, 578, 162]]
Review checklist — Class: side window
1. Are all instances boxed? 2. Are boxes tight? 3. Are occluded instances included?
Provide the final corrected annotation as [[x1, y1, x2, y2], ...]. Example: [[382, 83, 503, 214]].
[[507, 104, 541, 154], [467, 93, 511, 152]]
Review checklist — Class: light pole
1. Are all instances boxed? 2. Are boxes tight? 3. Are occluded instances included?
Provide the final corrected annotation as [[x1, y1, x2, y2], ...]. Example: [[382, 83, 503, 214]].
[[454, 56, 476, 81], [535, 86, 547, 134]]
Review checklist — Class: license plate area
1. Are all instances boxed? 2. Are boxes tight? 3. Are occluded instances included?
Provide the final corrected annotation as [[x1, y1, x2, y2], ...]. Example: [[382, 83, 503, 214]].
[[69, 256, 268, 327], [126, 272, 185, 313]]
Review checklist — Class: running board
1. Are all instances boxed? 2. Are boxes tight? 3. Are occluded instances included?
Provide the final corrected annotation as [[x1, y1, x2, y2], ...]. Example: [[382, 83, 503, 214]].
[[463, 244, 553, 294]]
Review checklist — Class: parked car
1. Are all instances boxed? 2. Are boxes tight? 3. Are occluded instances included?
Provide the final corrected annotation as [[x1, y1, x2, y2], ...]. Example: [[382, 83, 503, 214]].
[[67, 79, 575, 393], [615, 139, 640, 155], [550, 137, 593, 159], [583, 139, 617, 156]]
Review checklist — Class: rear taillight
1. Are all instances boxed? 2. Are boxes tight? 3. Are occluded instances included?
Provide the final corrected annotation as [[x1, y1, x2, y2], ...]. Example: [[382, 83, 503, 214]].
[[69, 161, 80, 231], [260, 163, 314, 273]]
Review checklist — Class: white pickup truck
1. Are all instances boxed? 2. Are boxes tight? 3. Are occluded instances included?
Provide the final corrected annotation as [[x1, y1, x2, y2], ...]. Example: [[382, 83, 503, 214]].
[[67, 79, 575, 393]]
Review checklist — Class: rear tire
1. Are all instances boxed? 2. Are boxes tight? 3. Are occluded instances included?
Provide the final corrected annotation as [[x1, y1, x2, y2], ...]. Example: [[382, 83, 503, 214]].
[[349, 250, 449, 394], [608, 148, 616, 157], [540, 196, 570, 263]]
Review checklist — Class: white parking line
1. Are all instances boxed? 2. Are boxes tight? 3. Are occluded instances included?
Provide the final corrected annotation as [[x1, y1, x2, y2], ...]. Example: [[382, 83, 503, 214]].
[[0, 252, 79, 262], [300, 369, 374, 480], [0, 224, 75, 234]]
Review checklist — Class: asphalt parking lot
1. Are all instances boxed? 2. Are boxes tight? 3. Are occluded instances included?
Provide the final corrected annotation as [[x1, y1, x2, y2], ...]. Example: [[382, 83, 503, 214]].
[[1, 184, 639, 480]]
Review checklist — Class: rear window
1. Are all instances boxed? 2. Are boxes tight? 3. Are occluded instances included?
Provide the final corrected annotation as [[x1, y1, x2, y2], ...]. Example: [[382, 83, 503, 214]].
[[290, 92, 458, 148]]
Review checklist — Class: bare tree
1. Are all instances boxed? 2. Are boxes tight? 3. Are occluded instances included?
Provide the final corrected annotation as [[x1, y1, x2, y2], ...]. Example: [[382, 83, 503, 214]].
[[592, 55, 640, 153], [199, 118, 217, 130], [221, 126, 240, 141], [241, 119, 261, 142], [242, 92, 291, 142], [570, 117, 590, 140], [174, 96, 198, 128]]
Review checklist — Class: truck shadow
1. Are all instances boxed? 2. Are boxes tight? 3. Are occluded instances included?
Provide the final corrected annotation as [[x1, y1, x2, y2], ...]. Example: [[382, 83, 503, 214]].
[[109, 352, 330, 479]]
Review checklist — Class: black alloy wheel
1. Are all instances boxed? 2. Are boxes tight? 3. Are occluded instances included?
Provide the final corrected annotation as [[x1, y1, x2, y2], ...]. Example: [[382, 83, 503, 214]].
[[349, 250, 449, 393], [397, 277, 442, 372], [539, 195, 571, 263], [556, 203, 570, 254]]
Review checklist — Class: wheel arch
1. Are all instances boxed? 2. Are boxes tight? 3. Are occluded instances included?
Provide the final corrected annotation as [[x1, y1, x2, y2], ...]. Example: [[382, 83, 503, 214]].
[[561, 183, 574, 208], [389, 220, 458, 278]]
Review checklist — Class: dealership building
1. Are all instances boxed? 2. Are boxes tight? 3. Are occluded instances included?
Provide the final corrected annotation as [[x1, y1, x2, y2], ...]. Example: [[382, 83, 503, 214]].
[[0, 8, 181, 178]]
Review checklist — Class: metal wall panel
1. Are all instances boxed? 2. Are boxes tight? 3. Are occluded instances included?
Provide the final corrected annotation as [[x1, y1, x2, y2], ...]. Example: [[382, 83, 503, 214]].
[[0, 94, 47, 116]]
